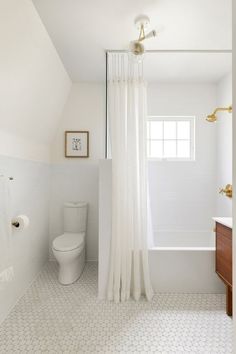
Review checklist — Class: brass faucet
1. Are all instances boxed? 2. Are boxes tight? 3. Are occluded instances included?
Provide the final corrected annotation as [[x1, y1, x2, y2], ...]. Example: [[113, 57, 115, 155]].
[[219, 184, 232, 198]]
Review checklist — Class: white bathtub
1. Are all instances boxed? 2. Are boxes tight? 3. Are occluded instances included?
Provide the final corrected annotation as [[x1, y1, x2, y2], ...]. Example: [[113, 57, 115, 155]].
[[98, 160, 225, 298], [149, 231, 225, 293]]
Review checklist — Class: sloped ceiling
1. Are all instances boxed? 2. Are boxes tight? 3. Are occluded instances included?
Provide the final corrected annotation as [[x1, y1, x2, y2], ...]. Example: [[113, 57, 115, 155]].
[[0, 0, 71, 160], [32, 0, 232, 82]]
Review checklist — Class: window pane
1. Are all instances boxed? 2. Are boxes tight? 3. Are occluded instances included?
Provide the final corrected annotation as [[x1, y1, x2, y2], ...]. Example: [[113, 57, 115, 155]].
[[150, 141, 163, 158], [177, 140, 190, 158], [147, 121, 150, 139], [147, 116, 194, 160], [147, 140, 151, 157], [164, 121, 176, 139], [177, 121, 190, 139], [150, 121, 163, 139], [164, 141, 176, 158]]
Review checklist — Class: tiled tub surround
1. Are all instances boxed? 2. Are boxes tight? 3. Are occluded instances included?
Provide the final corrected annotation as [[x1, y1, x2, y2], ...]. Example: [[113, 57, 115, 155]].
[[0, 155, 50, 324], [99, 160, 225, 297], [0, 262, 233, 353]]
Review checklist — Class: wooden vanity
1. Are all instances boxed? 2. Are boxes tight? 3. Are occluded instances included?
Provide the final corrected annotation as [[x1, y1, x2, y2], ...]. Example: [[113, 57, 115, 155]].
[[213, 217, 232, 316]]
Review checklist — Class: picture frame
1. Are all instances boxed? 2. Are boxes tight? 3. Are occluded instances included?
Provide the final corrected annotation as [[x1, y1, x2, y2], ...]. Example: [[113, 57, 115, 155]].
[[65, 131, 89, 158]]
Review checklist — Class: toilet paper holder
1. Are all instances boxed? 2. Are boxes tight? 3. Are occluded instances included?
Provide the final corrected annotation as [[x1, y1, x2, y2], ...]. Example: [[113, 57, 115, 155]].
[[11, 215, 30, 230], [12, 221, 20, 228]]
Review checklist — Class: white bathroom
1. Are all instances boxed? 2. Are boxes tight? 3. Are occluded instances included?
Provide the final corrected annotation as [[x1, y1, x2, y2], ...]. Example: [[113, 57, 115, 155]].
[[0, 1, 234, 353], [100, 52, 232, 297]]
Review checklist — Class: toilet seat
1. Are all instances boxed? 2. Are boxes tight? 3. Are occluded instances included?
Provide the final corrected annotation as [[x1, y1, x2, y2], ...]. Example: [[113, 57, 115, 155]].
[[53, 232, 85, 252]]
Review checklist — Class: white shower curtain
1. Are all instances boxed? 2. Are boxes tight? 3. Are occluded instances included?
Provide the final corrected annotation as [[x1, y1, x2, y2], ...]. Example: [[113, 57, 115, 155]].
[[0, 175, 14, 284], [107, 53, 153, 302]]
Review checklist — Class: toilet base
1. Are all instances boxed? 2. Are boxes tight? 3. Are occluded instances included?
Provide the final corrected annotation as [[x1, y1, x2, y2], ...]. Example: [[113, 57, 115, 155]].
[[55, 247, 85, 285]]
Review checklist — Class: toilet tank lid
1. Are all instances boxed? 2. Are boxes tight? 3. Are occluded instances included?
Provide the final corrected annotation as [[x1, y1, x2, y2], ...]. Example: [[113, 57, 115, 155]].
[[64, 202, 87, 208]]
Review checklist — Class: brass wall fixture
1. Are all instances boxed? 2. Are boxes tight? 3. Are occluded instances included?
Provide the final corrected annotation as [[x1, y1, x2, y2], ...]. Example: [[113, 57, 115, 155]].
[[206, 105, 232, 122], [129, 15, 157, 56], [219, 184, 232, 198]]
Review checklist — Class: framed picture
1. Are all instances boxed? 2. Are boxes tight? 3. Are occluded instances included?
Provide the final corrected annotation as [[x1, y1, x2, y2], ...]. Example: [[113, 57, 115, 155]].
[[65, 131, 89, 158]]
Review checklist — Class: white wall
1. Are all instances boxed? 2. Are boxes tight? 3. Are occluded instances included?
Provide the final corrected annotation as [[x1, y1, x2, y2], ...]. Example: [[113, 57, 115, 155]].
[[216, 73, 232, 216], [50, 83, 105, 261], [147, 83, 217, 241], [232, 0, 236, 338], [0, 0, 71, 162], [0, 156, 50, 324], [0, 0, 71, 324]]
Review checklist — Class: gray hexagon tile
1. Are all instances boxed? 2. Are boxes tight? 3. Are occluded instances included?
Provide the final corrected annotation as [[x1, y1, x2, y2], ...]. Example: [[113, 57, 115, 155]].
[[0, 262, 233, 353]]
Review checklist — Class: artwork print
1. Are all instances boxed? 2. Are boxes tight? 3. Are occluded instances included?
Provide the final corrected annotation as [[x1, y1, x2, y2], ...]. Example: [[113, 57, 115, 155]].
[[65, 131, 89, 158]]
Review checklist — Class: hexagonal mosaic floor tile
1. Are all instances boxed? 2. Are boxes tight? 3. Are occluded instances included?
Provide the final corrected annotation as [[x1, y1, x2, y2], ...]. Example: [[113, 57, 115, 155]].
[[0, 262, 233, 353]]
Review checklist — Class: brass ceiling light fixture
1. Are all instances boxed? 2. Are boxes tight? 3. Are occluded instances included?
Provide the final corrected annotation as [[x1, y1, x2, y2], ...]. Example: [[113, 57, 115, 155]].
[[206, 105, 232, 122], [130, 15, 157, 56]]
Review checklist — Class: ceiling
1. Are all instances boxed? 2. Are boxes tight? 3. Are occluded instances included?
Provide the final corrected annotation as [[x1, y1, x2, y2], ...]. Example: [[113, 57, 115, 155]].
[[143, 52, 231, 83], [32, 0, 232, 82]]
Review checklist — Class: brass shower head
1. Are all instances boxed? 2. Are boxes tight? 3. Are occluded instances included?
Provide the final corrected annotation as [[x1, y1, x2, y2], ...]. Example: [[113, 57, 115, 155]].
[[206, 105, 232, 122], [206, 113, 217, 122]]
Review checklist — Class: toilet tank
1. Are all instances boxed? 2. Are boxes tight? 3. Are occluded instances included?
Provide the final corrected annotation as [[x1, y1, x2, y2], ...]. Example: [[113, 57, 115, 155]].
[[64, 202, 88, 233]]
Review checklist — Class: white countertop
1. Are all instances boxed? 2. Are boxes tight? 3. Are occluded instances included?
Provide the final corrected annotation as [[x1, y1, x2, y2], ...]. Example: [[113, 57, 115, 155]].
[[212, 217, 232, 229]]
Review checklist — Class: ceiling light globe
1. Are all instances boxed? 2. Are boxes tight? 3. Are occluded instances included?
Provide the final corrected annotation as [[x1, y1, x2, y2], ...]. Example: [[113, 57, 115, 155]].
[[129, 41, 145, 56]]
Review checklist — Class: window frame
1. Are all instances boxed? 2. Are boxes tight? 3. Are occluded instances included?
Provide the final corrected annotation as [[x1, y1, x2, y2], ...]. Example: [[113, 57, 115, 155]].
[[147, 116, 196, 162]]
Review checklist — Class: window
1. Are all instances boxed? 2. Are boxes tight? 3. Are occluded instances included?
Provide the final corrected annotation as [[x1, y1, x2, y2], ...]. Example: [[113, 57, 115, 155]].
[[147, 116, 195, 160]]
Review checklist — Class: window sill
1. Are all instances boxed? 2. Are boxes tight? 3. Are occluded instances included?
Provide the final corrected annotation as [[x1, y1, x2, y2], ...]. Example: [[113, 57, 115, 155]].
[[148, 158, 196, 162]]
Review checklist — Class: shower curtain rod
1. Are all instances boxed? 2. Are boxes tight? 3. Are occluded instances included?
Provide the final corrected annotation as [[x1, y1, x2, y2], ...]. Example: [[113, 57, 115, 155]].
[[104, 48, 232, 157], [106, 49, 232, 53]]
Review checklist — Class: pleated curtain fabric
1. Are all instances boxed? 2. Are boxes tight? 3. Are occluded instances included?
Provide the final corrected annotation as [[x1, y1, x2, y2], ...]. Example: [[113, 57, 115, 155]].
[[107, 53, 153, 302]]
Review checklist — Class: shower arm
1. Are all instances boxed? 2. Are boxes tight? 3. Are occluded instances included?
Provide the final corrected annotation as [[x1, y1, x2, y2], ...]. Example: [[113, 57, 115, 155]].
[[213, 106, 232, 115]]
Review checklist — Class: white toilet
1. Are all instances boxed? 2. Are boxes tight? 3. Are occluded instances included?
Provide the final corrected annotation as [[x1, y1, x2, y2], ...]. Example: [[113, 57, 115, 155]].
[[52, 202, 87, 285]]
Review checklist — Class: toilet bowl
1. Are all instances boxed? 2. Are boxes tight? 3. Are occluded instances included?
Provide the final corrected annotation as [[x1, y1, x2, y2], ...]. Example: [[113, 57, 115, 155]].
[[52, 232, 85, 285], [52, 202, 87, 285]]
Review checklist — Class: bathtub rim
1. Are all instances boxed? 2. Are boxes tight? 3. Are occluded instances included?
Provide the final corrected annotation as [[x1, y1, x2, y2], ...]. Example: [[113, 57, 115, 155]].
[[149, 246, 216, 251]]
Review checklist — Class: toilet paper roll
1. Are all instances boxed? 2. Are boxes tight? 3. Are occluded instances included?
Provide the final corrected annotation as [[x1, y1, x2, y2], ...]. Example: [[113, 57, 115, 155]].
[[12, 215, 30, 231]]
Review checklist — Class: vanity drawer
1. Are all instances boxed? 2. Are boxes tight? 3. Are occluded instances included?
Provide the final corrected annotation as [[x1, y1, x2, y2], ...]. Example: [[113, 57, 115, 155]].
[[215, 223, 232, 286]]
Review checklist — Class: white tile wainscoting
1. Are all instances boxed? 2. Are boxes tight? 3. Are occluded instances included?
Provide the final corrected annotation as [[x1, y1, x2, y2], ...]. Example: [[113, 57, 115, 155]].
[[0, 155, 51, 324]]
